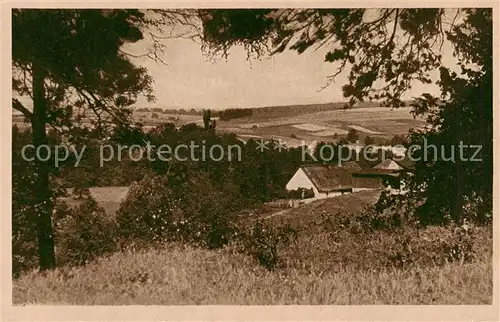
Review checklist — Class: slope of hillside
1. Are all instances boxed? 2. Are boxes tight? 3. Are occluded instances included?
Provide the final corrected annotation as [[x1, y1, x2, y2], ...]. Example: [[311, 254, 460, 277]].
[[216, 106, 425, 144], [259, 189, 382, 228]]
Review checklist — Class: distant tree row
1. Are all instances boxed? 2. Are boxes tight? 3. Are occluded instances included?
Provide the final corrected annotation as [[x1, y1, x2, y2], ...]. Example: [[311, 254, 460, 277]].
[[219, 108, 253, 121], [134, 101, 416, 119], [135, 107, 204, 115]]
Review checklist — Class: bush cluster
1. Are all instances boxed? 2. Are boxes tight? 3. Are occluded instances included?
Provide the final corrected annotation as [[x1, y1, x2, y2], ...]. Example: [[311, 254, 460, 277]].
[[384, 224, 478, 269], [278, 192, 486, 273], [116, 173, 240, 250], [13, 192, 119, 276], [54, 197, 118, 266], [12, 139, 40, 276], [236, 221, 298, 270], [279, 212, 487, 273], [363, 192, 481, 267]]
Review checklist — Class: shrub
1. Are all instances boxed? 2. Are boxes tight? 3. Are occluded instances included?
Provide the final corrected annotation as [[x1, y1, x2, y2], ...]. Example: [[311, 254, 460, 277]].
[[287, 188, 314, 199], [386, 223, 478, 269], [116, 173, 238, 250], [279, 215, 487, 273], [291, 197, 485, 271], [12, 212, 38, 277], [12, 137, 40, 276], [72, 187, 91, 199], [357, 201, 401, 231], [347, 128, 359, 143], [172, 175, 240, 249], [461, 193, 493, 225], [54, 197, 118, 267], [239, 221, 298, 270], [441, 223, 476, 264], [116, 175, 182, 243], [359, 190, 420, 230]]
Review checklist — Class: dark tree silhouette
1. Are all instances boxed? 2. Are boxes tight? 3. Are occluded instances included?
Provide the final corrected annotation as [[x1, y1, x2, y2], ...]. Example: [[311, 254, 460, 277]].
[[11, 9, 195, 269], [203, 109, 212, 131], [347, 128, 359, 143], [364, 136, 375, 145]]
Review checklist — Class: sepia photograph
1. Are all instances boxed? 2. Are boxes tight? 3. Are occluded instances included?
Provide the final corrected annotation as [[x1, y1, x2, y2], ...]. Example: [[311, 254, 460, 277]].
[[3, 3, 498, 317]]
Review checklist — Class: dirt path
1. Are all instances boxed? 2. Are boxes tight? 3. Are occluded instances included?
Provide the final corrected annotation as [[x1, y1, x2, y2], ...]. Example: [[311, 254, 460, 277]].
[[261, 198, 318, 220], [261, 208, 292, 220]]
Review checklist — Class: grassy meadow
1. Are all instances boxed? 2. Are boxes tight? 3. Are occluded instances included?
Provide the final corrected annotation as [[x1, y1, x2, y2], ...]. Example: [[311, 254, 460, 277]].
[[13, 239, 492, 305]]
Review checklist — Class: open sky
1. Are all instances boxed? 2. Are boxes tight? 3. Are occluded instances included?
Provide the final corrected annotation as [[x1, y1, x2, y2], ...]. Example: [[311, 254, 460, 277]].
[[13, 10, 460, 113], [127, 27, 457, 111]]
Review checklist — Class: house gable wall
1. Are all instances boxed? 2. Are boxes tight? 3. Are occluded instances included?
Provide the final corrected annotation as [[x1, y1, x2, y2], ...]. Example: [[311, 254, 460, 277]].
[[286, 168, 320, 196]]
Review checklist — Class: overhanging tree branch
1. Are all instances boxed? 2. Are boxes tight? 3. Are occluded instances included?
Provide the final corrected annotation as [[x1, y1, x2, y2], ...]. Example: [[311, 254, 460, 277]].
[[12, 98, 33, 119]]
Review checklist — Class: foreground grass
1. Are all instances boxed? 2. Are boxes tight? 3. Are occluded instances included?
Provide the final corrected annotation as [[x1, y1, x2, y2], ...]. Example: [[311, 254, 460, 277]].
[[13, 243, 492, 305]]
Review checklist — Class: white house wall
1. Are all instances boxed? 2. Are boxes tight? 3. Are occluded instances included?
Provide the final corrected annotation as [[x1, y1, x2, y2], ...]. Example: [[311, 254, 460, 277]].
[[286, 168, 320, 196], [352, 187, 374, 193], [315, 191, 343, 199]]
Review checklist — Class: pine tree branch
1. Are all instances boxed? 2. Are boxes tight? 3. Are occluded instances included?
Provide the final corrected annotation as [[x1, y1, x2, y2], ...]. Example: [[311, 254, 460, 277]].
[[12, 98, 32, 119]]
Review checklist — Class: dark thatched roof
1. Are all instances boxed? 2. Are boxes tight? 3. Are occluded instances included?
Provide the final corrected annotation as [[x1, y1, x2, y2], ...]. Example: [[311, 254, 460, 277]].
[[340, 161, 363, 171], [301, 165, 353, 193], [351, 176, 384, 189], [394, 157, 415, 170], [352, 168, 400, 177], [373, 158, 404, 170], [296, 159, 410, 193]]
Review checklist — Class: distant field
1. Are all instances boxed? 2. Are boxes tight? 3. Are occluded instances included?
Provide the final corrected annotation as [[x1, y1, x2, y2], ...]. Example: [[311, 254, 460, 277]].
[[216, 106, 425, 143], [12, 103, 426, 143], [315, 129, 348, 136], [347, 124, 382, 134], [292, 123, 328, 132], [64, 186, 129, 216]]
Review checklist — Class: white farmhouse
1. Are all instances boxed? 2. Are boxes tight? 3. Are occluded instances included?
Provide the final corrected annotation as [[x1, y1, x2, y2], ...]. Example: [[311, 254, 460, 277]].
[[286, 158, 414, 199], [286, 164, 353, 199]]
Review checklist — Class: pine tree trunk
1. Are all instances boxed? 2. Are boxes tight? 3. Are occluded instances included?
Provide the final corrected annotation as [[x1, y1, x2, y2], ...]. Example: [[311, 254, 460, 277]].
[[31, 63, 56, 270]]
